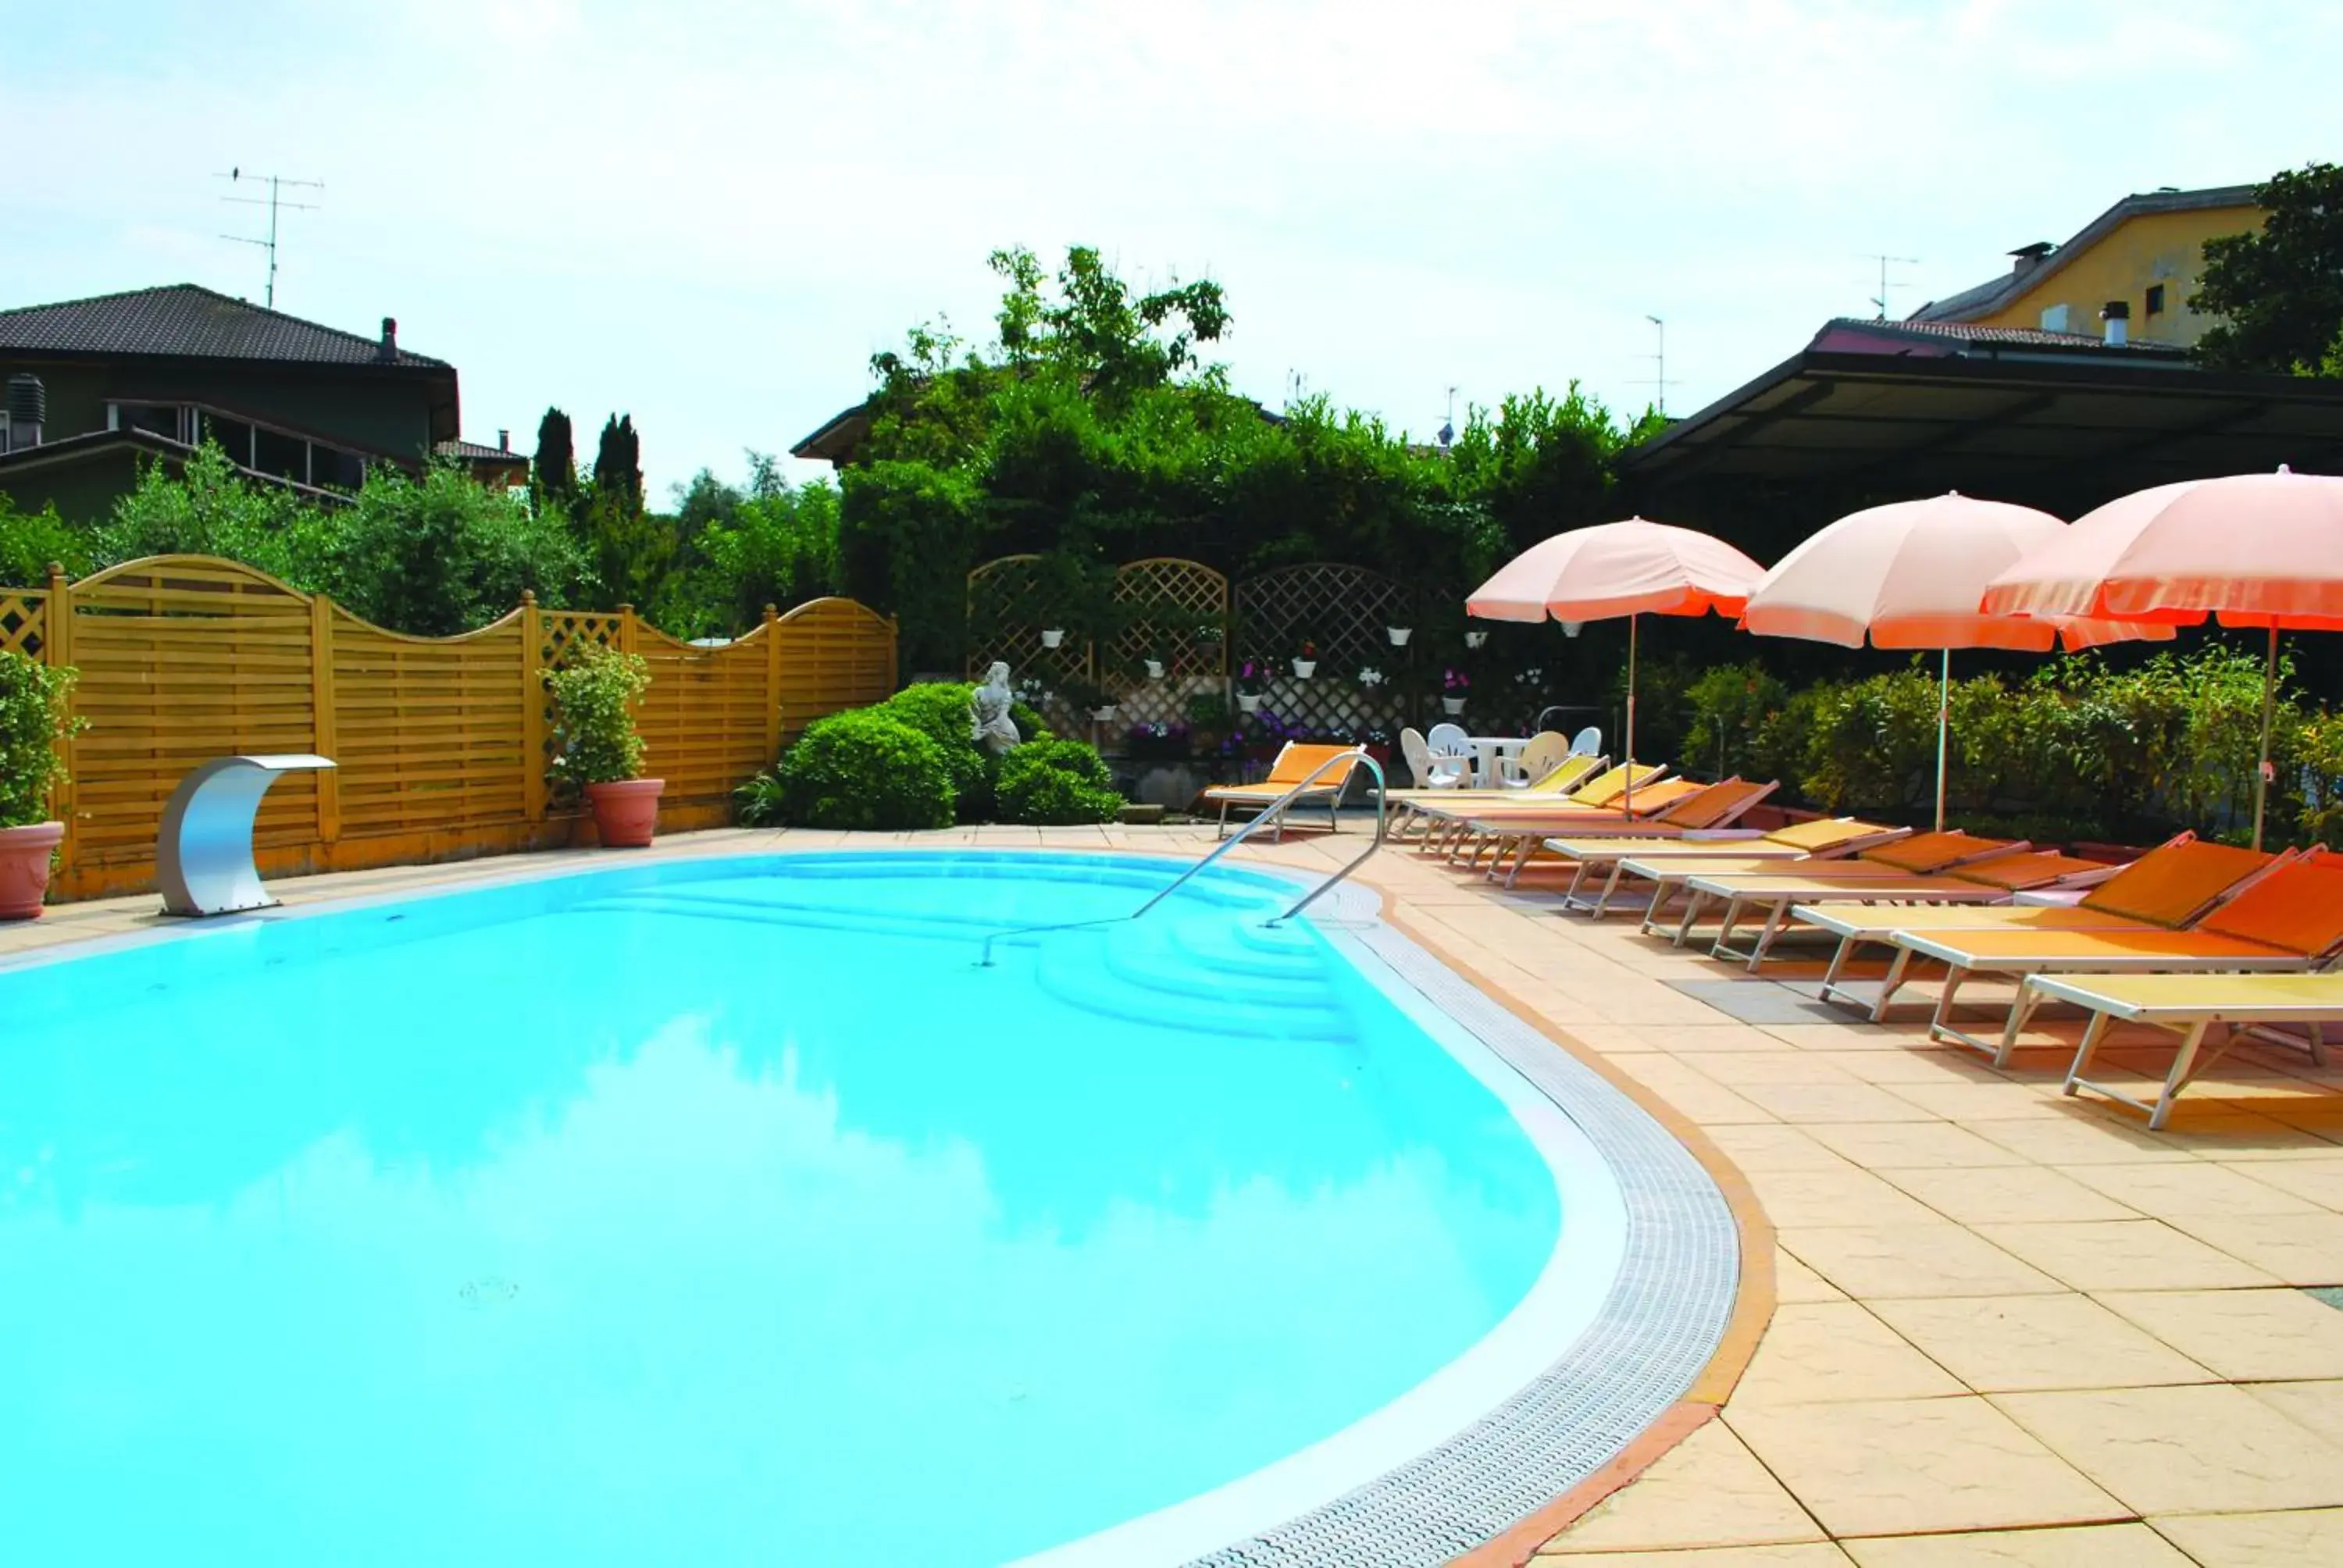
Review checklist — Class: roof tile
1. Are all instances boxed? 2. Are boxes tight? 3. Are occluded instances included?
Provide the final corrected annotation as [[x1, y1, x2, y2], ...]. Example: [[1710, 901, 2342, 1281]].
[[0, 283, 448, 368]]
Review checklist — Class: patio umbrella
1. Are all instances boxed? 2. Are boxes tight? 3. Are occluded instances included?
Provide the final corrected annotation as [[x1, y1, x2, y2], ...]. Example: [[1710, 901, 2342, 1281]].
[[1466, 518, 1765, 810], [1742, 492, 2170, 832], [1981, 466, 2343, 849]]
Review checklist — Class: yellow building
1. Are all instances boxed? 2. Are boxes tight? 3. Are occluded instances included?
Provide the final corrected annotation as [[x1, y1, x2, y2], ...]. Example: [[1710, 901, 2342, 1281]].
[[1912, 184, 2263, 347]]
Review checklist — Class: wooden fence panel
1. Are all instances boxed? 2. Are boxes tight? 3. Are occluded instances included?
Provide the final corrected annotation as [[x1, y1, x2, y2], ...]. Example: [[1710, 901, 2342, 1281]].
[[5, 557, 898, 900]]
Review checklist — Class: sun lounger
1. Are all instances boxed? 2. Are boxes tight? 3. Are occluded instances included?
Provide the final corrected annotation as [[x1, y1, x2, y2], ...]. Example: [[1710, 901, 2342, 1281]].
[[1618, 825, 1995, 935], [1686, 844, 2124, 973], [1200, 742, 1364, 841], [2032, 971, 2342, 1128], [1430, 775, 1723, 871], [1471, 778, 1781, 887], [1797, 833, 2247, 1018], [1403, 762, 1669, 856], [1385, 748, 1603, 812], [1546, 816, 1911, 919], [1897, 846, 2342, 1065]]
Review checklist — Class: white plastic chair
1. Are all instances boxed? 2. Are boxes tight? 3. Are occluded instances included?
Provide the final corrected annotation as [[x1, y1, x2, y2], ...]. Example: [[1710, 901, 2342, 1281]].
[[1569, 726, 1603, 757], [1400, 727, 1467, 788], [1426, 721, 1471, 757], [1496, 731, 1570, 787]]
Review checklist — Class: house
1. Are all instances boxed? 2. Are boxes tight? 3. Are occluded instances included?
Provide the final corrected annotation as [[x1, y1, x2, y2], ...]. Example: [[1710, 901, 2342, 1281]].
[[0, 283, 511, 520], [1910, 184, 2263, 348]]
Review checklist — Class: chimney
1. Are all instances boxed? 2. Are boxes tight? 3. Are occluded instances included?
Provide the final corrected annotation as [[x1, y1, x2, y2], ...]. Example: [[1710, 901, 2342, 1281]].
[[497, 429, 510, 451], [379, 316, 398, 361], [4, 373, 45, 451], [2100, 299, 2131, 347], [2010, 241, 2053, 275]]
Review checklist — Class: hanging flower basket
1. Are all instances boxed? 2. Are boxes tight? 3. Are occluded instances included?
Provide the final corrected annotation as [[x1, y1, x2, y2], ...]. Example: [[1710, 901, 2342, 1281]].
[[1386, 626, 1413, 647], [1442, 696, 1468, 715], [1464, 630, 1489, 649], [1040, 628, 1066, 649], [1143, 658, 1165, 680], [1290, 658, 1317, 679], [1236, 693, 1262, 713], [1091, 704, 1120, 722]]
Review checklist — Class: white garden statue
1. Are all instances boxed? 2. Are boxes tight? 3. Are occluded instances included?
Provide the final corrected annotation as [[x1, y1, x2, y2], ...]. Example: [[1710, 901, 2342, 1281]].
[[969, 661, 1022, 755]]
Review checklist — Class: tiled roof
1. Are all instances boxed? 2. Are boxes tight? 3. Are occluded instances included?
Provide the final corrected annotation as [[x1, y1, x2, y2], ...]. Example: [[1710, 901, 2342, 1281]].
[[1817, 317, 2188, 356], [1910, 184, 2259, 324], [0, 283, 448, 369], [434, 438, 524, 461]]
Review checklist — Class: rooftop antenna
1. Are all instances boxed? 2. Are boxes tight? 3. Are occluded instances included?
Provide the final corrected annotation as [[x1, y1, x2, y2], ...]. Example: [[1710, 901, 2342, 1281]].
[[1863, 254, 1919, 320], [216, 168, 323, 309], [1438, 385, 1457, 449], [1635, 315, 1680, 417]]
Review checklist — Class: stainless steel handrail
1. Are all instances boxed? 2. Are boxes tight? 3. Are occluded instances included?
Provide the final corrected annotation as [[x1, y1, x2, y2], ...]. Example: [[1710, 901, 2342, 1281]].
[[1268, 752, 1385, 925], [976, 749, 1378, 966]]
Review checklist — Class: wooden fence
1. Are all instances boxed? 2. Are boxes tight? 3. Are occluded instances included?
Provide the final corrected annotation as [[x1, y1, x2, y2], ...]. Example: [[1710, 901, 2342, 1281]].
[[9, 556, 897, 900]]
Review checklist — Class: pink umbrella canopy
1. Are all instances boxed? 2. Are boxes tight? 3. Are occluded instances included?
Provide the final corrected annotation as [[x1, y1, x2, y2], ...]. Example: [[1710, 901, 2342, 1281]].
[[1743, 491, 2170, 830], [1981, 466, 2343, 847], [1466, 517, 1764, 622], [1467, 519, 1764, 810]]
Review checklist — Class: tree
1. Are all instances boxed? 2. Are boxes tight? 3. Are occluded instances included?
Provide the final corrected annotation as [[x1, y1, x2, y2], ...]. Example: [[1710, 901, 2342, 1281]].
[[533, 407, 579, 511], [593, 414, 644, 512], [2194, 162, 2343, 374], [332, 461, 587, 634]]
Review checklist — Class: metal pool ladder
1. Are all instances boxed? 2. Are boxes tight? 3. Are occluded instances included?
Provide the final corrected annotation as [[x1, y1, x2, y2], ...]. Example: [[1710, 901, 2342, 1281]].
[[977, 750, 1387, 966]]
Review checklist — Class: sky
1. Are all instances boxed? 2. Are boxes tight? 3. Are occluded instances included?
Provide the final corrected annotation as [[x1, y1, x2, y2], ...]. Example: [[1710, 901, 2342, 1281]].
[[5, 0, 2338, 501]]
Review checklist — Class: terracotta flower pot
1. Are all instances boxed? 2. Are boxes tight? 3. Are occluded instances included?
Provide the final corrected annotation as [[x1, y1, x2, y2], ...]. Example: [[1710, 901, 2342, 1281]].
[[585, 778, 664, 848], [0, 821, 66, 920]]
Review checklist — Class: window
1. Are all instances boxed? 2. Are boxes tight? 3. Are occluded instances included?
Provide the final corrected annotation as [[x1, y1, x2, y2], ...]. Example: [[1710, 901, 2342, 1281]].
[[253, 426, 307, 483], [119, 403, 189, 442], [2038, 303, 2071, 334], [2145, 283, 2167, 316], [312, 445, 366, 492], [199, 412, 255, 465]]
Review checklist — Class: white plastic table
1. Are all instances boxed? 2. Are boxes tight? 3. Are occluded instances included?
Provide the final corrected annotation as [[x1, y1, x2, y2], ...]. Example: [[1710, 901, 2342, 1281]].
[[1466, 735, 1532, 787]]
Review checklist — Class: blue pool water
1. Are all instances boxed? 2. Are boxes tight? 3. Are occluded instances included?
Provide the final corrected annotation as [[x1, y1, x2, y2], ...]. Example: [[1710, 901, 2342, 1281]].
[[0, 853, 1569, 1566]]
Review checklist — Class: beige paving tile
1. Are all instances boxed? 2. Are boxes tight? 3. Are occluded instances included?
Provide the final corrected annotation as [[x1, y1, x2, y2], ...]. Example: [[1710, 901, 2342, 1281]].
[[1608, 1057, 1781, 1124], [1757, 1023, 1913, 1052], [1729, 1302, 1964, 1406], [1683, 1052, 1868, 1087], [2097, 1288, 2343, 1381], [1535, 1546, 1855, 1566], [1700, 1123, 1861, 1173], [1746, 1168, 1943, 1228], [1873, 1164, 2135, 1226], [1867, 1293, 2214, 1394], [1879, 1081, 2088, 1122], [1726, 1395, 2125, 1536], [1732, 1082, 1946, 1124], [1968, 1113, 2199, 1166], [1804, 1121, 2031, 1169], [2148, 1507, 2343, 1565], [1842, 1523, 2192, 1566], [1772, 1249, 1847, 1304], [2159, 1210, 2343, 1285], [2066, 1161, 2322, 1221], [1781, 1224, 2066, 1300], [1806, 1049, 2007, 1085], [2240, 1378, 2343, 1445], [1663, 1024, 1847, 1055], [2221, 1156, 2343, 1211], [1995, 1383, 2343, 1513], [1537, 1418, 1826, 1553], [1976, 1219, 2279, 1291]]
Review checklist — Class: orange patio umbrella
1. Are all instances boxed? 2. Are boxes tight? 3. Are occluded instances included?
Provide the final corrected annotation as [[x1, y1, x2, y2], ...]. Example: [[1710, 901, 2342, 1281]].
[[1981, 466, 2343, 848], [1744, 492, 2170, 831], [1466, 518, 1765, 810]]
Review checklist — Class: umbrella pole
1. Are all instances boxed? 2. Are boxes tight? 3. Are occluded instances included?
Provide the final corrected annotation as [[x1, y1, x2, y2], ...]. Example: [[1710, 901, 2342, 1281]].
[[1624, 612, 1638, 813], [1935, 648, 1951, 835], [2252, 625, 2278, 852]]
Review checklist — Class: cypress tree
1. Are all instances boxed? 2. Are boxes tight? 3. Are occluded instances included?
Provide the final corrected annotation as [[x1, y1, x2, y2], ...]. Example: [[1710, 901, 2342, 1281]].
[[593, 413, 644, 514], [532, 407, 577, 511]]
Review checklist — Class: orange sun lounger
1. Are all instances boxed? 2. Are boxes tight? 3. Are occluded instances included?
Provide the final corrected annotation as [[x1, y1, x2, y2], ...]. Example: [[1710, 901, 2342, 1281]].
[[1615, 826, 2008, 935], [1546, 816, 1913, 918], [2032, 971, 2342, 1129], [1464, 778, 1781, 886], [1897, 846, 2343, 1064], [1200, 742, 1365, 841], [1404, 763, 1677, 859]]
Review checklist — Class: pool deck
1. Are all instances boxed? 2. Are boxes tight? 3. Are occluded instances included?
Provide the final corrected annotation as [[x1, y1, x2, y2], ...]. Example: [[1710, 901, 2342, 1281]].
[[10, 822, 2343, 1566]]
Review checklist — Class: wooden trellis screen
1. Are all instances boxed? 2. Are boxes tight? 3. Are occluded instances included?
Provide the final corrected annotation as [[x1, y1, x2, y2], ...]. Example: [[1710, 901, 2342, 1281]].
[[20, 556, 896, 900], [966, 556, 1232, 736], [1232, 563, 1421, 739]]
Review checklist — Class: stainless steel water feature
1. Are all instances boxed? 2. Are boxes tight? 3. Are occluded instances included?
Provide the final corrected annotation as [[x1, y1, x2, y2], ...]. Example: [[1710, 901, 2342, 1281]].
[[155, 754, 337, 918]]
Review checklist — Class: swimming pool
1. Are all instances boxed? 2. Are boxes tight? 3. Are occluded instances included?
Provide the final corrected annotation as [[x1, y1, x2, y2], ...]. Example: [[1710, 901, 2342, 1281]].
[[0, 850, 1730, 1566]]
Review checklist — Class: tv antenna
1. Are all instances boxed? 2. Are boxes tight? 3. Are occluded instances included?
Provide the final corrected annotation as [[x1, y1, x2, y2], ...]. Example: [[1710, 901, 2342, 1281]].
[[217, 168, 323, 309], [1635, 315, 1680, 416], [1438, 385, 1457, 449], [1863, 254, 1919, 320]]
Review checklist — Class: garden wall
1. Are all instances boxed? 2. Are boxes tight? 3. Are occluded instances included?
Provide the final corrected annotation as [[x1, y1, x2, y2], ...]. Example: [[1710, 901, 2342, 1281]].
[[2, 555, 896, 900]]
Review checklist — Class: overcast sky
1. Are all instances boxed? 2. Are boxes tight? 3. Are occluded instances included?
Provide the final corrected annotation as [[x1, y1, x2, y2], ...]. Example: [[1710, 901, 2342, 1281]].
[[7, 1, 2335, 499]]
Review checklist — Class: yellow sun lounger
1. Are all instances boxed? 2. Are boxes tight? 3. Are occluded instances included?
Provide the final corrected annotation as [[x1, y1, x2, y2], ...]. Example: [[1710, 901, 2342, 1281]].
[[1898, 846, 2343, 1064], [1619, 824, 1981, 934], [1404, 762, 1671, 857], [1430, 776, 1726, 875], [1200, 742, 1364, 841], [1550, 815, 1910, 919], [2031, 971, 2343, 1128], [1472, 778, 1781, 888], [1683, 843, 2129, 974]]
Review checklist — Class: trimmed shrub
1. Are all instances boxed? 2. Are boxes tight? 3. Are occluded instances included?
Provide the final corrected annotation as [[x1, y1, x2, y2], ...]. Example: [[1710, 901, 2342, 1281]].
[[543, 643, 650, 791], [873, 681, 990, 819], [0, 651, 84, 829], [769, 710, 955, 830], [994, 739, 1125, 825]]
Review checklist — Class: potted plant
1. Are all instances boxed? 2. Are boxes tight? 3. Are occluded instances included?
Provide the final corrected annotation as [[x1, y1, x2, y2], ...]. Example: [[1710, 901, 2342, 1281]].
[[1185, 690, 1232, 755], [1465, 628, 1489, 649], [1040, 627, 1067, 649], [545, 642, 662, 848], [1291, 638, 1318, 679], [1442, 667, 1470, 715], [1386, 625, 1413, 647], [1235, 661, 1265, 714], [0, 651, 86, 921], [1357, 665, 1385, 690]]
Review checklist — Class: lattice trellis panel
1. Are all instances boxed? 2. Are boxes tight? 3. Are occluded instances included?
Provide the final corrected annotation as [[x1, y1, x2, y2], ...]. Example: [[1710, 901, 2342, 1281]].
[[1106, 558, 1229, 731], [1232, 563, 1420, 740], [0, 590, 45, 660], [965, 554, 1092, 734]]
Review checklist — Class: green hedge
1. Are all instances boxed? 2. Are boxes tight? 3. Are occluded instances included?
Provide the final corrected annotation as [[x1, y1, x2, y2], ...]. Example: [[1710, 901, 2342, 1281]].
[[993, 739, 1126, 825], [1679, 647, 2343, 848], [754, 710, 956, 831]]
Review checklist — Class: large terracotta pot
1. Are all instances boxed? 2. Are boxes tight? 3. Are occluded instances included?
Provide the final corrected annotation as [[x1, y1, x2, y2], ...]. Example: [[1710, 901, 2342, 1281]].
[[584, 779, 664, 848], [0, 821, 66, 920]]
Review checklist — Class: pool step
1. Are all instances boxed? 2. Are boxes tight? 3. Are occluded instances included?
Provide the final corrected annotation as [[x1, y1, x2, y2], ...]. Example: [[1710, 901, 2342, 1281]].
[[1033, 921, 1355, 1040]]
